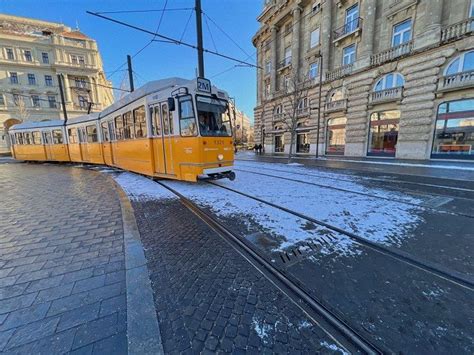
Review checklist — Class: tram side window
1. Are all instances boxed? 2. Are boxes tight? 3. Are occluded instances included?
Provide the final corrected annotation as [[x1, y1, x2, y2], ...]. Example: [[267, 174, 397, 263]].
[[101, 122, 109, 142], [10, 134, 16, 145], [134, 106, 147, 138], [162, 104, 172, 135], [68, 128, 78, 144], [179, 96, 197, 137], [15, 133, 24, 145], [86, 125, 98, 143], [32, 131, 41, 145], [52, 130, 63, 144], [152, 106, 162, 136], [123, 112, 135, 139], [115, 116, 124, 140], [24, 132, 31, 145], [108, 121, 116, 141]]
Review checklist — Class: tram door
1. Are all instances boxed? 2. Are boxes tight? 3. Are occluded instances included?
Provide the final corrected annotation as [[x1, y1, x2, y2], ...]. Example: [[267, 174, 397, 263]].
[[43, 131, 53, 160], [151, 102, 174, 175]]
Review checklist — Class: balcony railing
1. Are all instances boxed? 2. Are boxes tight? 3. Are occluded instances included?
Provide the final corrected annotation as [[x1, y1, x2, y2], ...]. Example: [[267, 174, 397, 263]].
[[325, 64, 353, 81], [441, 17, 473, 43], [370, 40, 413, 66], [277, 57, 292, 70], [439, 70, 474, 91], [325, 99, 347, 113], [370, 87, 403, 104], [296, 107, 309, 116], [333, 17, 362, 41]]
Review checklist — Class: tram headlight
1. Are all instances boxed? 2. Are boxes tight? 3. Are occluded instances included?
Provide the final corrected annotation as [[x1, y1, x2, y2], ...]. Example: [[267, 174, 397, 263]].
[[217, 154, 224, 161]]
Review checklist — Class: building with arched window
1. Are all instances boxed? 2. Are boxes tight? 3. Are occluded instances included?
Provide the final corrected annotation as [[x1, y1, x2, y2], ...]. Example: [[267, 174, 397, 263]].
[[0, 14, 114, 154], [253, 0, 474, 161]]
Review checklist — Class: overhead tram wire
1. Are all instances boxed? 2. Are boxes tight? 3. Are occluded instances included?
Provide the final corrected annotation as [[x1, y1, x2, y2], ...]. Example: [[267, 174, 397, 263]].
[[86, 11, 261, 69], [95, 7, 193, 15], [208, 5, 319, 78], [179, 9, 194, 42], [104, 0, 170, 80], [204, 14, 218, 53]]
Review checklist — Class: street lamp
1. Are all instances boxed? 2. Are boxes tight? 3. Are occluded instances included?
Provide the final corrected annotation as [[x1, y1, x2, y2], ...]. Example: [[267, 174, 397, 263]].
[[315, 54, 323, 159]]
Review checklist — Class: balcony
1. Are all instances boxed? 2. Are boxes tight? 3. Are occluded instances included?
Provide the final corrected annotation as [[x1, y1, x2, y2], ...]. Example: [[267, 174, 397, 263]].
[[325, 99, 347, 113], [333, 17, 362, 43], [277, 57, 292, 71], [325, 64, 353, 81], [438, 70, 474, 92], [441, 17, 473, 43], [369, 87, 403, 105], [296, 107, 309, 117], [370, 40, 413, 66]]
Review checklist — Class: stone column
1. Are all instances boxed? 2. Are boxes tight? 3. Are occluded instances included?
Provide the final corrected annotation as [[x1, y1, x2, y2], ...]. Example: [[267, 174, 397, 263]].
[[321, 0, 332, 75], [256, 44, 263, 105], [292, 6, 302, 80], [62, 74, 71, 102], [414, 0, 443, 50], [270, 26, 278, 93], [359, 0, 376, 68]]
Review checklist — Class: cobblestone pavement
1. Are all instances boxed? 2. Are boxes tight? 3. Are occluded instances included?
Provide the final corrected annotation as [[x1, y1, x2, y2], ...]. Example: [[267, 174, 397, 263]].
[[0, 163, 127, 354], [131, 195, 344, 354]]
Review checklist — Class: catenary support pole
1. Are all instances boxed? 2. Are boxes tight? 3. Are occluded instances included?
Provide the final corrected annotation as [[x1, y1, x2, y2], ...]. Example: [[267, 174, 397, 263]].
[[57, 74, 68, 123], [127, 55, 135, 92], [195, 0, 205, 77]]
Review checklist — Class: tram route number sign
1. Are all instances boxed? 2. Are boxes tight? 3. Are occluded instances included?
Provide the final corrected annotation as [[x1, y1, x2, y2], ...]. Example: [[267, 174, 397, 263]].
[[197, 77, 211, 93]]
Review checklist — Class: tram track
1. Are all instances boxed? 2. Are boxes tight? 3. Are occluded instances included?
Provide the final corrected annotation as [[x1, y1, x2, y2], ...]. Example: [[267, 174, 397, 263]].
[[236, 159, 474, 196], [157, 180, 384, 355], [233, 167, 474, 219], [207, 181, 474, 291]]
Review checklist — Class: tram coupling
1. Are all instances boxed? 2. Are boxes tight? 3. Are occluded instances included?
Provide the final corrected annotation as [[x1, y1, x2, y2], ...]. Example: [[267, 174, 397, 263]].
[[206, 171, 236, 181]]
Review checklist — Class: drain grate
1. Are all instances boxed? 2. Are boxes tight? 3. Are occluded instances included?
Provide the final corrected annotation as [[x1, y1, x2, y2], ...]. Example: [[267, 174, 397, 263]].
[[279, 241, 320, 264]]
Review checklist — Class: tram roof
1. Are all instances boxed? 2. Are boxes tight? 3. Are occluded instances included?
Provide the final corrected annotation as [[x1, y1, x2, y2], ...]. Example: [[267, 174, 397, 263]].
[[100, 77, 190, 118], [66, 112, 100, 125], [9, 119, 65, 131]]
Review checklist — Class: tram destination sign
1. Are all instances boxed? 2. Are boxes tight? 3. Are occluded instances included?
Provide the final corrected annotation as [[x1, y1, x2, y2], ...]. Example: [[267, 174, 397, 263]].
[[197, 77, 211, 93]]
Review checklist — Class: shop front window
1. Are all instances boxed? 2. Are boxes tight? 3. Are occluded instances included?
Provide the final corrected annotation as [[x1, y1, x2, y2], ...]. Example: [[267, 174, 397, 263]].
[[326, 117, 346, 155], [296, 133, 310, 153], [368, 110, 400, 156], [275, 135, 284, 152], [431, 99, 474, 159]]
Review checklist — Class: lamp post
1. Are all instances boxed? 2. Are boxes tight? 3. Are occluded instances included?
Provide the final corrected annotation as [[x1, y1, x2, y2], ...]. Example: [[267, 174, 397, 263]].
[[315, 54, 323, 159]]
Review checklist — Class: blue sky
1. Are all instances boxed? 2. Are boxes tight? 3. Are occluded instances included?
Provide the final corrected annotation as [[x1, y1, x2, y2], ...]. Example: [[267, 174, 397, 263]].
[[1, 0, 260, 121]]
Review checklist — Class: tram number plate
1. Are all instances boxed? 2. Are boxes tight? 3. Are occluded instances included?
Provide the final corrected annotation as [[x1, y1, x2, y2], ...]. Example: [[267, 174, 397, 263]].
[[214, 140, 224, 145], [197, 77, 211, 93]]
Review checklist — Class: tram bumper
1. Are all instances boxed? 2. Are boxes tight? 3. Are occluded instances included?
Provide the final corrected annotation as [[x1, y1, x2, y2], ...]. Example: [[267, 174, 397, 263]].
[[199, 166, 236, 181]]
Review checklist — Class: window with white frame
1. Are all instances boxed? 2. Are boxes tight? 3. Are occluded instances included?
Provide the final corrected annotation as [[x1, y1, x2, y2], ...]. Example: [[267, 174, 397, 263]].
[[10, 72, 19, 84], [6, 48, 14, 60], [71, 54, 78, 64], [342, 44, 356, 65], [48, 95, 57, 108], [31, 95, 40, 108], [42, 52, 49, 64], [312, 2, 321, 14], [78, 56, 85, 65], [24, 50, 32, 62], [345, 4, 359, 33], [310, 28, 320, 49], [284, 47, 292, 66], [445, 50, 474, 75], [45, 75, 53, 86], [78, 95, 88, 108], [274, 104, 283, 115], [374, 73, 405, 91], [392, 19, 412, 46], [0, 94, 5, 106], [27, 73, 36, 85], [265, 60, 271, 74], [471, 0, 474, 30], [298, 97, 308, 109], [309, 62, 318, 79]]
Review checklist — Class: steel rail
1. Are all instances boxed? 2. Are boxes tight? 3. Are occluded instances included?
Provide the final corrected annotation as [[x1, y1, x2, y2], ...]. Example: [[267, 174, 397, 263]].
[[208, 182, 474, 291], [157, 181, 383, 355]]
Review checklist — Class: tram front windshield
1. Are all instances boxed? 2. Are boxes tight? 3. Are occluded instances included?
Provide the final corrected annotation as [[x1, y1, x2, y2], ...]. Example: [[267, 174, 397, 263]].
[[196, 96, 232, 137]]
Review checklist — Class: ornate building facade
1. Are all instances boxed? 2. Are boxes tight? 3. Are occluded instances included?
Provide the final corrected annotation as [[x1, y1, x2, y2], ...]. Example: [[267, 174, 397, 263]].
[[253, 0, 474, 160], [0, 14, 114, 153]]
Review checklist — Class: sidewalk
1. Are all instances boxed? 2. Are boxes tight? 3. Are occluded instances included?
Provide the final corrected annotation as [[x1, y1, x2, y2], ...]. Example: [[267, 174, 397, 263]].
[[236, 151, 474, 186], [0, 163, 127, 353]]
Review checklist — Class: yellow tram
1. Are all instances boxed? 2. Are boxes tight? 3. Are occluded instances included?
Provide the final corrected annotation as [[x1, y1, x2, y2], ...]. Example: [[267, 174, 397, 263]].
[[9, 77, 235, 182]]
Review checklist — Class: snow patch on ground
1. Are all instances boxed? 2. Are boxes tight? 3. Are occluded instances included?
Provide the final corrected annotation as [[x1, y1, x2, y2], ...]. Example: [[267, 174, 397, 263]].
[[320, 341, 349, 354], [114, 172, 176, 201], [217, 166, 424, 247], [162, 180, 360, 256], [252, 318, 271, 343]]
